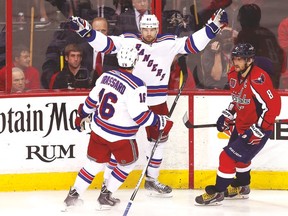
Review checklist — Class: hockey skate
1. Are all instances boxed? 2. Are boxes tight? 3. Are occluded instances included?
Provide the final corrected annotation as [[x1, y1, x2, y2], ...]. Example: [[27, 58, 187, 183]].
[[62, 188, 83, 211], [224, 185, 250, 199], [96, 186, 120, 210], [144, 177, 173, 197], [195, 185, 224, 206]]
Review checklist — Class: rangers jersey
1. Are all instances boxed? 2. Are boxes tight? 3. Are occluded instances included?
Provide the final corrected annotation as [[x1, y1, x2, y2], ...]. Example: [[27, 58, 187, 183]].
[[82, 69, 158, 142], [228, 65, 281, 133], [87, 26, 216, 105]]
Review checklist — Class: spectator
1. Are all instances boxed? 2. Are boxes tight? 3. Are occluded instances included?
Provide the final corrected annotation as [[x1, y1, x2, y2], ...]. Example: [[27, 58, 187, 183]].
[[235, 3, 284, 88], [41, 24, 93, 89], [90, 17, 110, 84], [0, 44, 41, 91], [113, 0, 150, 35], [51, 43, 91, 89], [11, 67, 26, 93], [278, 17, 288, 88], [201, 27, 234, 89]]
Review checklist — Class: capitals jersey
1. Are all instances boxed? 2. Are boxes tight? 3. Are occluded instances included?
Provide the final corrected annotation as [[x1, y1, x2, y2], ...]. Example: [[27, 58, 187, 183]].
[[227, 65, 281, 133], [87, 26, 216, 105], [82, 69, 158, 142]]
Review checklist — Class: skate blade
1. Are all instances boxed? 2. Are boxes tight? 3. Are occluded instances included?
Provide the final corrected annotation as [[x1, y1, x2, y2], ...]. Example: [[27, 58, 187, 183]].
[[194, 200, 223, 206], [146, 190, 173, 198], [95, 203, 113, 211], [225, 194, 249, 200], [60, 199, 84, 212]]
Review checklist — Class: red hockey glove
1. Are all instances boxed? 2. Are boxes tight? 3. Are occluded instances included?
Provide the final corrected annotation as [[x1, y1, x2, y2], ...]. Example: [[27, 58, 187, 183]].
[[69, 16, 92, 37], [75, 103, 91, 132], [206, 8, 228, 34], [241, 124, 265, 145], [216, 109, 234, 132], [157, 115, 174, 134]]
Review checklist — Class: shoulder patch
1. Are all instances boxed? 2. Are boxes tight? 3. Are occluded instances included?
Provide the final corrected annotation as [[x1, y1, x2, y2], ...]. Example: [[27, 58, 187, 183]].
[[252, 73, 265, 85]]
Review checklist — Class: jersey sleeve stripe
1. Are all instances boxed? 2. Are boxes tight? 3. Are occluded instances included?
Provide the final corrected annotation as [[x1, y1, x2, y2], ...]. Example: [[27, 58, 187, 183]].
[[185, 35, 199, 54], [134, 110, 155, 126], [85, 96, 97, 109]]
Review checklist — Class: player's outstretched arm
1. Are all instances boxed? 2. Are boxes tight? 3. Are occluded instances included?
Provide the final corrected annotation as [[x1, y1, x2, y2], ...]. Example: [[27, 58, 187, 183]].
[[68, 16, 92, 38]]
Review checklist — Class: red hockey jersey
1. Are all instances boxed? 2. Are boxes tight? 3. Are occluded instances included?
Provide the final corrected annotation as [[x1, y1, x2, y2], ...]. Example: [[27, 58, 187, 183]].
[[228, 65, 281, 133]]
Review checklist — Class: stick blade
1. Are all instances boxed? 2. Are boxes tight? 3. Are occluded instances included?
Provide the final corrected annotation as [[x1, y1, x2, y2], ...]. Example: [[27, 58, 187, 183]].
[[182, 111, 193, 128]]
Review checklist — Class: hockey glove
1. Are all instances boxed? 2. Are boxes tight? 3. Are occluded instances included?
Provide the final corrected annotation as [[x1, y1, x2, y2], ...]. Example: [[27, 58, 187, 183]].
[[157, 115, 174, 134], [206, 8, 228, 34], [75, 103, 91, 132], [241, 124, 265, 145], [69, 16, 92, 38], [216, 109, 234, 132]]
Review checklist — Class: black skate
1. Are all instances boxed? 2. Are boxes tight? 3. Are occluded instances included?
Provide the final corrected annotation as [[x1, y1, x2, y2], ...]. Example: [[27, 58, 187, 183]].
[[224, 185, 250, 199], [62, 188, 83, 211], [96, 186, 120, 210], [145, 177, 173, 197], [195, 185, 224, 206]]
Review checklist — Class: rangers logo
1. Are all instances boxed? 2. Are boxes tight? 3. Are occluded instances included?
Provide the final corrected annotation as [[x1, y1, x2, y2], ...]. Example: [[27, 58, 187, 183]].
[[229, 78, 237, 88], [252, 73, 265, 84]]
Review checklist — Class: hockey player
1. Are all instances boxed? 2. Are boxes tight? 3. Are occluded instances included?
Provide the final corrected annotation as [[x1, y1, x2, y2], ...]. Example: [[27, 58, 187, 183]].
[[63, 45, 173, 210], [68, 10, 228, 197], [195, 43, 281, 205]]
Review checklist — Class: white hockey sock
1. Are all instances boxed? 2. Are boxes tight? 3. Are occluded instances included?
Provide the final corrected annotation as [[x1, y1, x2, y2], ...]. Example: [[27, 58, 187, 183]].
[[73, 158, 105, 195], [146, 141, 165, 179], [106, 163, 135, 193], [103, 154, 117, 183]]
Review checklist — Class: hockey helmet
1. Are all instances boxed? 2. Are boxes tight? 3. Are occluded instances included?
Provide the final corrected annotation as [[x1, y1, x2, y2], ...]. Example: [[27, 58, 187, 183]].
[[140, 14, 159, 29], [231, 43, 255, 58], [117, 45, 139, 68]]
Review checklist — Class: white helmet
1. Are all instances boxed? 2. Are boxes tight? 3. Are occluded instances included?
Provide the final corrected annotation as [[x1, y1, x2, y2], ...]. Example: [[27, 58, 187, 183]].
[[140, 14, 159, 29], [117, 45, 139, 68]]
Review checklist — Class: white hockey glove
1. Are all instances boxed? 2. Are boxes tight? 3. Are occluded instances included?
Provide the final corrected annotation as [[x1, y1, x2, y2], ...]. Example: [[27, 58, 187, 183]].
[[206, 8, 228, 34], [69, 16, 92, 38], [157, 115, 174, 134]]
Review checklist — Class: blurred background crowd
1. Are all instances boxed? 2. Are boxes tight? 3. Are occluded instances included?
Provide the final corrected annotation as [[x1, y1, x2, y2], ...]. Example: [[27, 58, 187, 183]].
[[0, 0, 287, 92]]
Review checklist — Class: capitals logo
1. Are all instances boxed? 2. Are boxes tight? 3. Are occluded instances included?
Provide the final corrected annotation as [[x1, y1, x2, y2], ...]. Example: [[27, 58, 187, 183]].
[[252, 73, 265, 84]]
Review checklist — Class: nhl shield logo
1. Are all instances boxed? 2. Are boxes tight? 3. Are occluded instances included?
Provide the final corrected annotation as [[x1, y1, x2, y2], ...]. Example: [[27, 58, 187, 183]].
[[230, 78, 237, 88]]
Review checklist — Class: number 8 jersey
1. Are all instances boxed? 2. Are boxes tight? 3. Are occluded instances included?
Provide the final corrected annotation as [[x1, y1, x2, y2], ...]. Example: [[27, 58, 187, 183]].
[[82, 69, 159, 142], [228, 65, 281, 134]]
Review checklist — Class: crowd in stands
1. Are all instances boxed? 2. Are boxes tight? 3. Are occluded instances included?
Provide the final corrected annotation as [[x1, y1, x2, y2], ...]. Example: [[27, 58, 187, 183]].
[[0, 0, 288, 93]]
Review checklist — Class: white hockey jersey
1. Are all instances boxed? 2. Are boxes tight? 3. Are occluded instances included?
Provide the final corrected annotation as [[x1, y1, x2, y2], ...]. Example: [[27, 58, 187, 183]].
[[87, 26, 216, 105], [82, 69, 158, 142]]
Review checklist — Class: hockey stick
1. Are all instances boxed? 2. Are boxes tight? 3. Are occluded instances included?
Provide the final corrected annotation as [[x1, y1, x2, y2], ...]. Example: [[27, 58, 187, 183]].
[[123, 55, 188, 216], [183, 111, 288, 129]]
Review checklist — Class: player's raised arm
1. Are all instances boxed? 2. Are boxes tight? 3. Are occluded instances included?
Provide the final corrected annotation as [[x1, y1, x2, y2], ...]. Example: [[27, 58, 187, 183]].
[[186, 8, 228, 53]]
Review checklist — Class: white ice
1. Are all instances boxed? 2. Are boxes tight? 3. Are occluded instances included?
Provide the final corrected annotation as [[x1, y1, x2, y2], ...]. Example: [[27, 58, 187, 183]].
[[0, 189, 287, 216]]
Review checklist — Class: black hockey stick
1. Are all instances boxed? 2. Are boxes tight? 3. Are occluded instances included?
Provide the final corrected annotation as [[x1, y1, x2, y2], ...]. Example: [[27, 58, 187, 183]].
[[182, 111, 236, 128], [123, 55, 188, 216], [183, 111, 288, 129]]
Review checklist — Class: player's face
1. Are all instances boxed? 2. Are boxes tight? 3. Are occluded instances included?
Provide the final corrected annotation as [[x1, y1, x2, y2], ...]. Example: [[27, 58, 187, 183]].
[[141, 28, 158, 43], [232, 56, 248, 72]]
